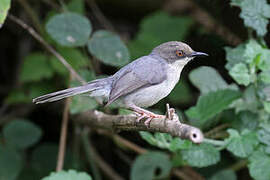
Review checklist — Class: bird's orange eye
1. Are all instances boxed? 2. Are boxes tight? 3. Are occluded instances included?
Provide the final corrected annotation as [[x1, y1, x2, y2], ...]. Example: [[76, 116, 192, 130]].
[[176, 50, 184, 57]]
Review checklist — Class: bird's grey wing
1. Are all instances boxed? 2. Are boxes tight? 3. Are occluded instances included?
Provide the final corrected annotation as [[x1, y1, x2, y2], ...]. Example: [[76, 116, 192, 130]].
[[106, 56, 167, 105]]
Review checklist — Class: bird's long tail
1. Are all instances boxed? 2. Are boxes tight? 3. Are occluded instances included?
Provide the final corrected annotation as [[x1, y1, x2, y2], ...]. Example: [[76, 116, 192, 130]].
[[33, 78, 110, 104]]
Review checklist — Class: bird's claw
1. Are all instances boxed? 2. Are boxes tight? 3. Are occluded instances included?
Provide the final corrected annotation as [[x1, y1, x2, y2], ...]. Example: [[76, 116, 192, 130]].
[[134, 112, 164, 128]]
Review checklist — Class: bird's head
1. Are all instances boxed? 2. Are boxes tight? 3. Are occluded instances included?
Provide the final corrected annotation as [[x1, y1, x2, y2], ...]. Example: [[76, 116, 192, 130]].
[[151, 41, 208, 64]]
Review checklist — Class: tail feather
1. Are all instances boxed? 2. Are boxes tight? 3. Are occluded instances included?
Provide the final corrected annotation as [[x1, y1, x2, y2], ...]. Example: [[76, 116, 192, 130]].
[[33, 83, 99, 104]]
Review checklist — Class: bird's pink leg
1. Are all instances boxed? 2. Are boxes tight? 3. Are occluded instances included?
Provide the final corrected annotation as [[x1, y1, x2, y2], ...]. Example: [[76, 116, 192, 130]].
[[129, 105, 165, 127]]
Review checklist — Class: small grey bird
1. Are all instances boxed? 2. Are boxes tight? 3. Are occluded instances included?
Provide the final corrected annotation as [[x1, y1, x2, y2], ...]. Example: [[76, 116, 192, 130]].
[[33, 41, 207, 125]]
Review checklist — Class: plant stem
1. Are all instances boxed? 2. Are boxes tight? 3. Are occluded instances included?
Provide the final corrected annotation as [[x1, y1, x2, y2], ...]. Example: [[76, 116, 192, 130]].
[[8, 15, 86, 84], [56, 97, 71, 171], [229, 160, 248, 171], [81, 129, 102, 180], [203, 138, 227, 146]]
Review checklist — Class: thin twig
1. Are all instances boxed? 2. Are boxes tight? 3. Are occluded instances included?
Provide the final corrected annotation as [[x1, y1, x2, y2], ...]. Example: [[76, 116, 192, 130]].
[[100, 131, 202, 180], [18, 0, 44, 35], [81, 128, 102, 180], [112, 133, 147, 154], [165, 0, 242, 45], [56, 97, 71, 171], [229, 160, 248, 171], [82, 131, 125, 180], [204, 123, 230, 137], [86, 0, 115, 32], [8, 14, 86, 84]]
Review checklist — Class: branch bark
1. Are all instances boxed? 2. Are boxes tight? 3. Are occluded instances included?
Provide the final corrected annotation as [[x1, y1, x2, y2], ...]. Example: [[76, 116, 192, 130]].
[[74, 108, 204, 143]]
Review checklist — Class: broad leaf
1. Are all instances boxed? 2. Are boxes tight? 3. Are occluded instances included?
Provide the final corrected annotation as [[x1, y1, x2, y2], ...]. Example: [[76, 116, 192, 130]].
[[0, 145, 23, 180], [181, 143, 220, 167], [3, 119, 42, 149], [186, 89, 241, 127], [130, 151, 172, 180], [257, 124, 270, 146], [21, 53, 54, 83], [50, 48, 88, 75], [139, 132, 172, 149], [70, 96, 98, 114], [139, 132, 191, 151], [42, 170, 91, 180], [259, 71, 270, 83], [46, 13, 92, 47], [230, 85, 259, 113], [189, 66, 233, 94], [210, 170, 237, 180], [232, 111, 258, 132], [231, 0, 270, 36], [229, 63, 251, 86], [225, 129, 259, 158], [128, 11, 193, 58], [0, 0, 11, 28], [248, 148, 270, 180], [169, 138, 192, 152], [87, 30, 130, 67], [225, 44, 246, 70]]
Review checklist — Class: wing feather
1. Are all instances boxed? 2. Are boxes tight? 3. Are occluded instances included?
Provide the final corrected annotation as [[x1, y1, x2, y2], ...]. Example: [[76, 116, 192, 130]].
[[106, 56, 167, 105]]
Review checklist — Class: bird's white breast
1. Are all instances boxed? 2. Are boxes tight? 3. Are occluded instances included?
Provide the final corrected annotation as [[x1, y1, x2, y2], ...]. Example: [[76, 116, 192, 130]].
[[123, 60, 188, 107]]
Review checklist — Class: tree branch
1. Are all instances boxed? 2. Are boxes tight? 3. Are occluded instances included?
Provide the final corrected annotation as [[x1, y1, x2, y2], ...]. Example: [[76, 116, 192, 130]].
[[8, 14, 86, 84], [74, 107, 204, 143], [56, 97, 71, 171]]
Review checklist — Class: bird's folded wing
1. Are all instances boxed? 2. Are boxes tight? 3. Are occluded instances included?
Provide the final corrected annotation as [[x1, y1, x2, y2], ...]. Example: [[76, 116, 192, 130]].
[[106, 57, 167, 105]]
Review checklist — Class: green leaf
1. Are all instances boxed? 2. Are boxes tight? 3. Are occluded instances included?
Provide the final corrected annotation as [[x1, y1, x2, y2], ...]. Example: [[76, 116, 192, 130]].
[[259, 71, 270, 83], [231, 0, 270, 36], [169, 138, 192, 152], [5, 89, 29, 104], [128, 11, 193, 59], [232, 111, 258, 132], [243, 39, 264, 64], [139, 132, 171, 149], [257, 124, 270, 146], [67, 0, 85, 14], [87, 30, 130, 67], [130, 151, 172, 180], [210, 170, 237, 180], [50, 48, 88, 75], [0, 0, 11, 28], [229, 63, 251, 86], [189, 66, 235, 94], [225, 129, 259, 158], [42, 170, 92, 180], [248, 148, 270, 180], [185, 89, 241, 127], [3, 119, 42, 149], [263, 101, 270, 113], [225, 44, 246, 70], [230, 85, 259, 113], [0, 145, 23, 180], [46, 13, 92, 47], [70, 96, 98, 114], [181, 143, 220, 167], [21, 53, 54, 83]]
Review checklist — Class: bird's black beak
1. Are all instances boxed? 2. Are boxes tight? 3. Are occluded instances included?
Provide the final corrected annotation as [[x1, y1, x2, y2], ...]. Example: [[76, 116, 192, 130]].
[[189, 51, 209, 57]]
